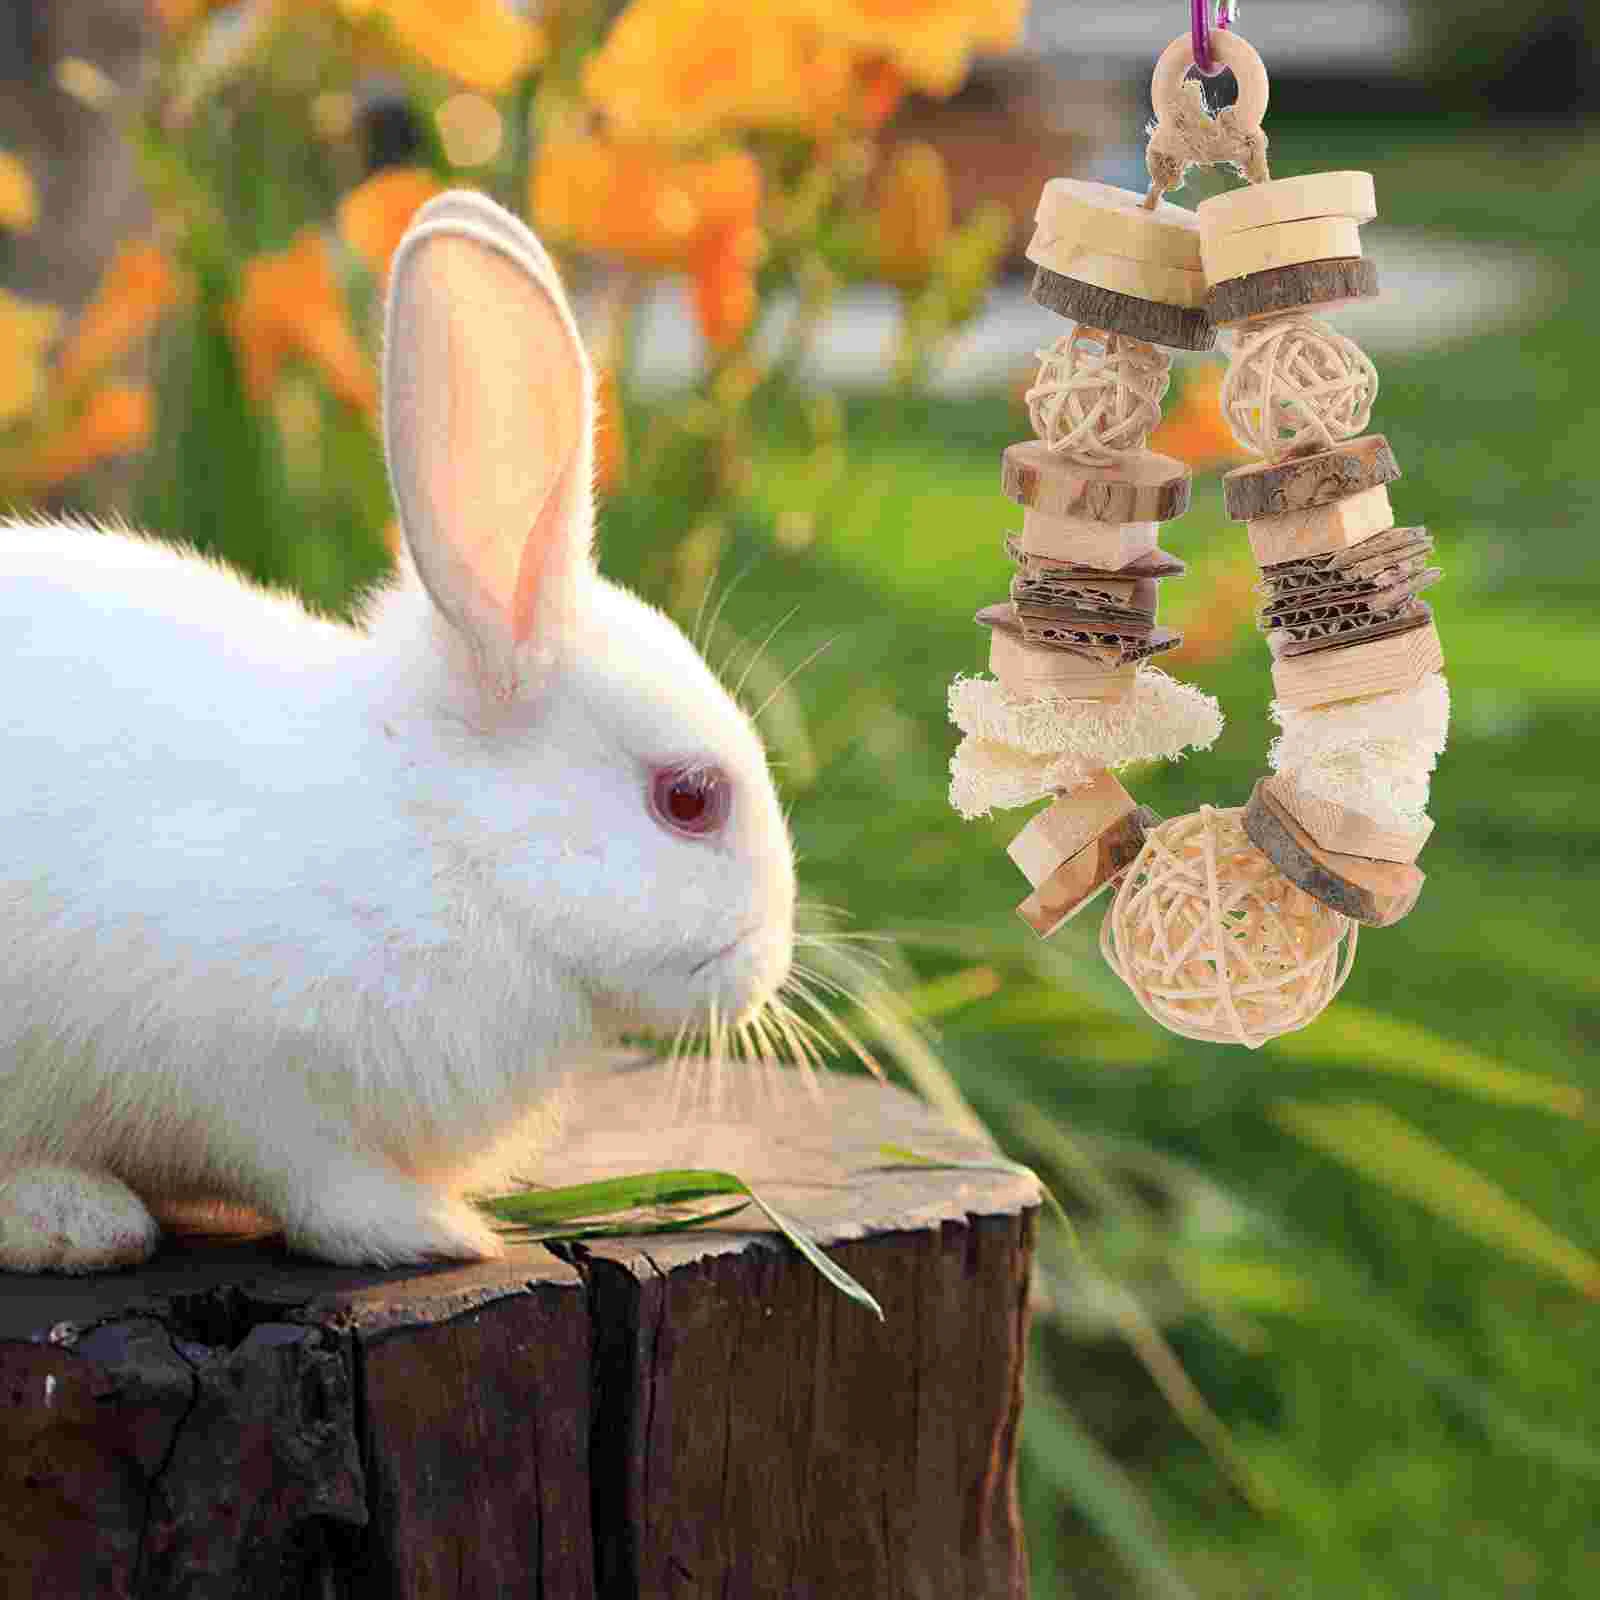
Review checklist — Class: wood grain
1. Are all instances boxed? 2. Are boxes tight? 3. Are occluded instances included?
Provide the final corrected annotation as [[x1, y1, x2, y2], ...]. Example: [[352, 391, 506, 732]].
[[0, 1059, 1040, 1600], [1029, 265, 1217, 351], [1246, 483, 1395, 565], [1207, 256, 1379, 326], [1203, 216, 1364, 286], [1270, 618, 1444, 708], [1244, 779, 1423, 926], [1003, 440, 1191, 525], [1196, 170, 1377, 244], [1007, 772, 1138, 887], [1267, 775, 1434, 865], [1224, 435, 1400, 523], [1030, 177, 1204, 270], [1016, 806, 1157, 938], [1018, 509, 1163, 570]]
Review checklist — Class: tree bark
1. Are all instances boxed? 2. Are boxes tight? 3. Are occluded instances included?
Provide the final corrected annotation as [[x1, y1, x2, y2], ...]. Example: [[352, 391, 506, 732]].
[[0, 1056, 1038, 1599]]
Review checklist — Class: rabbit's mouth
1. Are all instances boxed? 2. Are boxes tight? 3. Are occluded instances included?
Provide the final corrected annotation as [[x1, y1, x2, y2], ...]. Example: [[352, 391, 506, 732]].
[[689, 927, 760, 976]]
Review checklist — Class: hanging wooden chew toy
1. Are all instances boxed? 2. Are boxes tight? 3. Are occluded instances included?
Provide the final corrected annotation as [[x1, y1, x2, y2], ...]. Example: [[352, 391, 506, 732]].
[[946, 4, 1450, 1048]]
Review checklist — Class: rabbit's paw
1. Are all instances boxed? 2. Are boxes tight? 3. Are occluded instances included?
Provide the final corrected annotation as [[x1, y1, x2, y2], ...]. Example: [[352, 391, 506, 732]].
[[0, 1166, 160, 1274], [284, 1172, 505, 1268]]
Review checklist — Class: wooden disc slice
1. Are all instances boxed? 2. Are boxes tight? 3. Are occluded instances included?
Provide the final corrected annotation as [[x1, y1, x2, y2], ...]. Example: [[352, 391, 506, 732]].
[[1030, 177, 1203, 270], [1203, 216, 1364, 286], [1244, 779, 1422, 926], [1208, 257, 1379, 325], [1223, 435, 1399, 523], [1029, 246, 1206, 308], [1017, 806, 1159, 938], [1030, 265, 1217, 352], [1266, 775, 1433, 865], [1004, 440, 1192, 525], [1196, 171, 1377, 244], [1007, 771, 1138, 888]]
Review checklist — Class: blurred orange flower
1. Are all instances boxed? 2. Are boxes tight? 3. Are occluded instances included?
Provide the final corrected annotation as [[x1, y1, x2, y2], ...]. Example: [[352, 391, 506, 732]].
[[532, 138, 761, 271], [0, 151, 37, 231], [16, 381, 154, 493], [337, 167, 447, 285], [594, 363, 625, 496], [148, 0, 229, 30], [875, 140, 951, 286], [1149, 365, 1250, 468], [225, 229, 377, 420], [0, 289, 61, 427], [585, 1, 884, 140], [800, 0, 1025, 96], [336, 0, 545, 94], [689, 220, 761, 352], [57, 240, 184, 391], [1165, 553, 1258, 670]]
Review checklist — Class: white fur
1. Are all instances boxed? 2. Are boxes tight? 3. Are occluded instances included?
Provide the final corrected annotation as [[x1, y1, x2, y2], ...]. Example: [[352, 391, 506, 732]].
[[0, 194, 795, 1272]]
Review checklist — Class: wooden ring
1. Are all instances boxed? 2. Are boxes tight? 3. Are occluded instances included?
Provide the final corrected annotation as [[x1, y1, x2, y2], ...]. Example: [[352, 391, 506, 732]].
[[1150, 31, 1270, 135]]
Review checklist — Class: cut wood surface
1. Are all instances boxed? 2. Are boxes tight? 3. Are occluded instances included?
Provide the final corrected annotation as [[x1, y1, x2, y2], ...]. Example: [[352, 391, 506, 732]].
[[1207, 256, 1380, 326], [1028, 246, 1206, 308], [1196, 170, 1377, 244], [1007, 771, 1137, 887], [0, 1056, 1038, 1600], [1246, 484, 1396, 566], [1030, 177, 1204, 270], [988, 626, 1139, 700], [1203, 216, 1364, 286], [1244, 779, 1423, 926], [1029, 265, 1217, 351], [1017, 510, 1163, 571], [1224, 434, 1400, 523], [1271, 616, 1443, 708], [1016, 806, 1156, 938], [1004, 440, 1191, 525]]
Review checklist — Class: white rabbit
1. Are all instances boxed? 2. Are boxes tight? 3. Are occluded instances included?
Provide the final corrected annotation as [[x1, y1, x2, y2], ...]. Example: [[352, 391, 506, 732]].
[[0, 191, 796, 1273]]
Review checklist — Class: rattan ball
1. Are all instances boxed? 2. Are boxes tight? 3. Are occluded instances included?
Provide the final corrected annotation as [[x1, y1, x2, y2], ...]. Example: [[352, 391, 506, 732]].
[[1221, 315, 1377, 460], [1026, 326, 1172, 465], [1099, 804, 1357, 1048]]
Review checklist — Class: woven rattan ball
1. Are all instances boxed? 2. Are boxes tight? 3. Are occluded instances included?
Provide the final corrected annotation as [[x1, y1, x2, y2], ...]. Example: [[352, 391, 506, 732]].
[[1026, 326, 1172, 465], [1099, 804, 1357, 1048], [1221, 315, 1377, 460]]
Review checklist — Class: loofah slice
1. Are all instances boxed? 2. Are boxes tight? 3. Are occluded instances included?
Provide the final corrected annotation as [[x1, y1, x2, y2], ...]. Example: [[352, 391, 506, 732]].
[[948, 735, 1098, 820], [949, 667, 1223, 765]]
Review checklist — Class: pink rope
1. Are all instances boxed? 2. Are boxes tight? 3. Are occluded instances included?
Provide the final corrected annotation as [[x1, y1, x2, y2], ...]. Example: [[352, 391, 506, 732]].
[[1191, 0, 1233, 77]]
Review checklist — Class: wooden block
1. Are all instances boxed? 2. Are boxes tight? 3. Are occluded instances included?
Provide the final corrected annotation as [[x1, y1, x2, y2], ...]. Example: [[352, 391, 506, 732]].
[[1032, 247, 1207, 308], [1030, 177, 1204, 270], [1244, 779, 1423, 926], [1003, 441, 1191, 525], [1246, 485, 1396, 565], [1270, 619, 1444, 708], [1017, 509, 1162, 569], [1029, 266, 1217, 353], [1006, 772, 1137, 887], [1196, 170, 1377, 245], [1017, 807, 1157, 938], [1225, 435, 1400, 523], [1266, 774, 1433, 865], [1208, 256, 1380, 326], [987, 624, 1138, 700], [1203, 216, 1364, 286]]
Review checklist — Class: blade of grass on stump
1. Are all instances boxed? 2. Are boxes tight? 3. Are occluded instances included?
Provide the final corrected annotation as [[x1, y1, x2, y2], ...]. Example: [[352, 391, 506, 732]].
[[478, 1170, 884, 1320], [495, 1200, 754, 1243]]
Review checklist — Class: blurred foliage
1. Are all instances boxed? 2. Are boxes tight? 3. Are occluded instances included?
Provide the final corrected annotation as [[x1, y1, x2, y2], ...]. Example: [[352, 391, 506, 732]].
[[1, 5, 1598, 1597]]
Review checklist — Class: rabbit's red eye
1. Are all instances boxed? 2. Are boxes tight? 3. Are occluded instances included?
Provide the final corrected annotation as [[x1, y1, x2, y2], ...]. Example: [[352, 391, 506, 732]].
[[650, 766, 730, 837]]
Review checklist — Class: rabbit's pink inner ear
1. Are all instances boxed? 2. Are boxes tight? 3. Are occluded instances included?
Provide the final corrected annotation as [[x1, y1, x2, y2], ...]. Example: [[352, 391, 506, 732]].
[[389, 231, 584, 666]]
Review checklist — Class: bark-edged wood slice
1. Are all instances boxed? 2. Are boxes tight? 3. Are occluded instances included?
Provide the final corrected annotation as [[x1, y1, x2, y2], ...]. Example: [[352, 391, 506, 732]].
[[1267, 774, 1433, 865], [1004, 439, 1192, 525], [1224, 434, 1400, 523], [1207, 256, 1379, 326], [1030, 264, 1217, 351], [1017, 806, 1160, 938], [1244, 778, 1423, 925]]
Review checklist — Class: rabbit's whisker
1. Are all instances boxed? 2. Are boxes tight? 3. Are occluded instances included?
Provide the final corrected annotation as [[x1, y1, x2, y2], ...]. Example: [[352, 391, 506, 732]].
[[729, 606, 800, 703], [748, 636, 836, 724]]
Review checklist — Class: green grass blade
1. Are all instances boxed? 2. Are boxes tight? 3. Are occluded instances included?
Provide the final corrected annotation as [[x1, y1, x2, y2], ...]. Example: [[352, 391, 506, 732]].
[[1021, 1372, 1197, 1600], [878, 1142, 1072, 1242], [1273, 1100, 1600, 1298], [479, 1169, 883, 1318], [744, 1188, 884, 1321], [496, 1200, 753, 1243], [1267, 1003, 1587, 1120]]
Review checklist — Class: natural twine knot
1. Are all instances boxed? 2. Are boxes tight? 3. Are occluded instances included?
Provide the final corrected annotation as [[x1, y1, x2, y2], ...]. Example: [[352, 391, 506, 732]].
[[1221, 314, 1378, 461], [1025, 327, 1173, 466], [1146, 73, 1271, 196], [1100, 804, 1357, 1048]]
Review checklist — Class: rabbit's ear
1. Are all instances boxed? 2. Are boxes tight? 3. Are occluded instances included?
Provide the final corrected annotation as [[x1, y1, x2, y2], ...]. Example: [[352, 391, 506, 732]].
[[384, 191, 595, 697]]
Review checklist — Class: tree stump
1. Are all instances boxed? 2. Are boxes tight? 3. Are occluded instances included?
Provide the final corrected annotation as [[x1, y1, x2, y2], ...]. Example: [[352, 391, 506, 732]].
[[0, 1055, 1039, 1599]]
